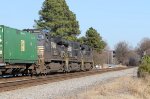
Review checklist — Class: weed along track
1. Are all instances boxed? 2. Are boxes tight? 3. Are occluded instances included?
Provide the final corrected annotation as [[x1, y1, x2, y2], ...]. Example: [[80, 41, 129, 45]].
[[0, 67, 129, 92]]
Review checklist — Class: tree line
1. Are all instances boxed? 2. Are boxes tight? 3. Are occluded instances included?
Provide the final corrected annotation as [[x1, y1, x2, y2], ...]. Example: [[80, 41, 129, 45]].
[[35, 0, 150, 66], [114, 38, 150, 66], [35, 0, 106, 52]]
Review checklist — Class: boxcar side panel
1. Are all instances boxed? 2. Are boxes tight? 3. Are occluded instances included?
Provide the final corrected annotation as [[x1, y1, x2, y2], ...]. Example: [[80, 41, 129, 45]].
[[3, 26, 37, 63]]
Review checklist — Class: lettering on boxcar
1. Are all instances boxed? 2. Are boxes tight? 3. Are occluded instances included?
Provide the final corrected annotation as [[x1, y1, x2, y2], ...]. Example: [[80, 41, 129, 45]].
[[21, 40, 25, 51]]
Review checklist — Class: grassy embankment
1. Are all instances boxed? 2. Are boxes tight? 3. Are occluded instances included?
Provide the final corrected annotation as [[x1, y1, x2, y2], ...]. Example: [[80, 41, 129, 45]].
[[67, 76, 150, 99], [63, 56, 150, 99]]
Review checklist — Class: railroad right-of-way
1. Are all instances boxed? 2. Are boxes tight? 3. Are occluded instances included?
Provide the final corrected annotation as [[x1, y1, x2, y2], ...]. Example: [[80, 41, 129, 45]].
[[0, 67, 137, 99]]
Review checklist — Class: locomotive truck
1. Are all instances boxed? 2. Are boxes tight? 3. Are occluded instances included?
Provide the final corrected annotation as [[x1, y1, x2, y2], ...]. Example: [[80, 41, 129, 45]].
[[0, 25, 94, 76]]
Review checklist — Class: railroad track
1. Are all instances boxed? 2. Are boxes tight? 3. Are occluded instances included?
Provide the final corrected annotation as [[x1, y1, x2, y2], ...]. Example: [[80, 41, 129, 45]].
[[0, 67, 130, 92]]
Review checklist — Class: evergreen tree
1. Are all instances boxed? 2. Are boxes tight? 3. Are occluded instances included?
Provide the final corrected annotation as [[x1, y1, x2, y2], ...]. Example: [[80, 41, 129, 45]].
[[84, 27, 106, 51], [36, 0, 80, 40], [78, 36, 86, 44]]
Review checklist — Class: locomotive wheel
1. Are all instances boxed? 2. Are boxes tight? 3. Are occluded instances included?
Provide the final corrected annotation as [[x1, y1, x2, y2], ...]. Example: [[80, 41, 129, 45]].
[[67, 66, 71, 72], [80, 66, 86, 71], [76, 65, 82, 72], [0, 71, 2, 75], [77, 65, 81, 71], [90, 65, 93, 70], [64, 65, 71, 73]]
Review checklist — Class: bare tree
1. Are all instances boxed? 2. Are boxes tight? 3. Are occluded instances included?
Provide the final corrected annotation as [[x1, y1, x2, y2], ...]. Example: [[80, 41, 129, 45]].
[[114, 41, 130, 65], [137, 38, 150, 57], [128, 50, 140, 66], [93, 50, 107, 66], [93, 45, 110, 66]]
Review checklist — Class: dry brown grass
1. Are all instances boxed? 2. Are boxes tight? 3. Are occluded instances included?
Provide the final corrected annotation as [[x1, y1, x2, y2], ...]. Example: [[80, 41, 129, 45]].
[[60, 76, 150, 99]]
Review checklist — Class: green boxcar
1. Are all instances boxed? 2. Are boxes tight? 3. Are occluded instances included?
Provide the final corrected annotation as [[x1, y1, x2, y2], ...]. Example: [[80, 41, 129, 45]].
[[0, 25, 37, 64]]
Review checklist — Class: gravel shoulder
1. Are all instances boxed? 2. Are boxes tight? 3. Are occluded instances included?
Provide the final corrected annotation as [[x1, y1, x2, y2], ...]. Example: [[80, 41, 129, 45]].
[[0, 67, 137, 99]]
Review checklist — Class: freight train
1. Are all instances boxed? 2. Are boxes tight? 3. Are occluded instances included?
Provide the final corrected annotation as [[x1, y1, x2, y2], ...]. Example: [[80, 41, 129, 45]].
[[0, 25, 94, 76]]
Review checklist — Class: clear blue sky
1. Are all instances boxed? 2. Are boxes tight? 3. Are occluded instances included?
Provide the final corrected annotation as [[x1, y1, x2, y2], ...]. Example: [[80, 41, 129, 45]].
[[0, 0, 150, 49]]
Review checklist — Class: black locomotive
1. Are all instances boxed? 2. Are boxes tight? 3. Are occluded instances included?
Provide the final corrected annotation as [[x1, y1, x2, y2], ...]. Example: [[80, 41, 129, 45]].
[[24, 29, 94, 75]]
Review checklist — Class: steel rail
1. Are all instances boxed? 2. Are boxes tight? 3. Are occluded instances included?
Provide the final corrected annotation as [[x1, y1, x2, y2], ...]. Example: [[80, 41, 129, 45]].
[[0, 67, 130, 92]]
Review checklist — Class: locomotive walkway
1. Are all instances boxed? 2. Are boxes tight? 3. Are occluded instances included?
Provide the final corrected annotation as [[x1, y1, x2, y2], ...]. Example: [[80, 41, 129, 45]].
[[0, 67, 137, 99]]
